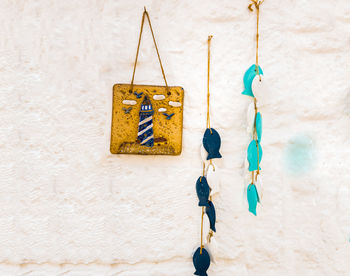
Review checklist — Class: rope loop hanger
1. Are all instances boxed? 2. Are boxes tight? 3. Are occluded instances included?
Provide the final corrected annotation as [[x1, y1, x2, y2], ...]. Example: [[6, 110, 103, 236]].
[[248, 0, 264, 81], [130, 7, 169, 94]]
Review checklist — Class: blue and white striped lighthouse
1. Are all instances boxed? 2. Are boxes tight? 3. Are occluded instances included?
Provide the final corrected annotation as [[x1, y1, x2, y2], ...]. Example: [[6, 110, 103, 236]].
[[137, 95, 154, 147]]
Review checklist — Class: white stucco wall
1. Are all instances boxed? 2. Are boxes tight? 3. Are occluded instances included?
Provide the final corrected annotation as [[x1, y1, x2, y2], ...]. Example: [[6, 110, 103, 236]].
[[0, 0, 349, 275]]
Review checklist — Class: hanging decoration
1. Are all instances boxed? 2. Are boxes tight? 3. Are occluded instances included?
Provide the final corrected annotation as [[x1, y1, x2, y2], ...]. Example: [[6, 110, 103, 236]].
[[110, 8, 184, 155], [192, 36, 222, 276], [242, 0, 265, 216]]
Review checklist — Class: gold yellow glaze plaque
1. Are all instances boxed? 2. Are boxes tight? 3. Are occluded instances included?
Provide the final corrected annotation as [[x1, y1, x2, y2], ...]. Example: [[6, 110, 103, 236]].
[[110, 84, 184, 155], [111, 9, 184, 155]]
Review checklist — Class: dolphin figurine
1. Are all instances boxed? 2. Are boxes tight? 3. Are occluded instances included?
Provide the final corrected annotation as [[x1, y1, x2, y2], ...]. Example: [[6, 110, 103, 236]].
[[193, 247, 210, 276], [242, 64, 263, 97], [247, 140, 262, 171], [247, 183, 259, 216], [196, 176, 210, 207], [205, 200, 216, 232], [203, 128, 222, 160], [255, 112, 262, 142]]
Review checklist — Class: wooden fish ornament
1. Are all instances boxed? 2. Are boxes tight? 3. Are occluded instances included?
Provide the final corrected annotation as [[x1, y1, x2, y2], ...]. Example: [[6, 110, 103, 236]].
[[193, 247, 210, 276], [255, 112, 262, 142], [205, 201, 216, 232], [196, 176, 210, 207], [203, 128, 222, 160], [242, 178, 250, 209], [200, 144, 210, 165], [242, 64, 263, 97], [247, 140, 262, 171], [205, 236, 218, 264], [247, 183, 259, 216], [255, 175, 263, 204], [251, 75, 268, 103], [247, 102, 255, 136], [247, 105, 262, 141], [206, 165, 220, 195]]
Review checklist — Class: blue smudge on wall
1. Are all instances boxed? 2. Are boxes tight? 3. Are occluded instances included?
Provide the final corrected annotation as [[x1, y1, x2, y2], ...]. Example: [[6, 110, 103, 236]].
[[284, 134, 314, 175]]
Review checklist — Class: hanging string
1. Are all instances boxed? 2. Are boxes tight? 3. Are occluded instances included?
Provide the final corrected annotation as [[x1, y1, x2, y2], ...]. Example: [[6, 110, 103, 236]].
[[249, 1, 263, 183], [200, 206, 204, 254], [248, 0, 264, 81], [207, 35, 213, 133], [254, 98, 260, 179], [200, 35, 214, 255], [130, 7, 169, 93]]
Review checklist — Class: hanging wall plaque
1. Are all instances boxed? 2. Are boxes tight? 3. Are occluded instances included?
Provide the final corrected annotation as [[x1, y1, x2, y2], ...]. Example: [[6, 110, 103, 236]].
[[110, 8, 184, 155]]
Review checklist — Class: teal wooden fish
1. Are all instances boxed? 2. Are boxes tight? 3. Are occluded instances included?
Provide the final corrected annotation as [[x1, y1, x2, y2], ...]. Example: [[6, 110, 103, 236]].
[[255, 112, 262, 141], [247, 183, 259, 216], [247, 140, 262, 171], [242, 64, 263, 97]]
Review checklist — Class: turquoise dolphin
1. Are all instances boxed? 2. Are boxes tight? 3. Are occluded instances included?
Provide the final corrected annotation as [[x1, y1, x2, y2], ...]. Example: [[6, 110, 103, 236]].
[[255, 112, 262, 142], [242, 64, 263, 97], [247, 139, 262, 171], [247, 183, 259, 216]]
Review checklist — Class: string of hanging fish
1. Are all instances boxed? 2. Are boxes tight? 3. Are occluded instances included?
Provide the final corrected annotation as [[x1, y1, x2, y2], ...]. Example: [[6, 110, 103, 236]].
[[242, 0, 265, 216], [192, 35, 222, 276]]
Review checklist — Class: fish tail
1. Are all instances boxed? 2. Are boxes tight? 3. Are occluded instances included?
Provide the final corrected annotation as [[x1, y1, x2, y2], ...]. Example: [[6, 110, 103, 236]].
[[248, 207, 257, 216], [207, 152, 222, 160], [194, 271, 207, 276], [198, 200, 210, 207], [242, 89, 254, 97]]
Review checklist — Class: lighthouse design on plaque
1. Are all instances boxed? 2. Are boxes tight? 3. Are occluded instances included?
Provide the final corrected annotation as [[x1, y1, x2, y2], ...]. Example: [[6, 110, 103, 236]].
[[137, 95, 154, 147]]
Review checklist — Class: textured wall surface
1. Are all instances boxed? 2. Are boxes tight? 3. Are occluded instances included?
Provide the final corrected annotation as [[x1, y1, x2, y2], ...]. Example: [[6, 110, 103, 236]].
[[0, 0, 349, 275]]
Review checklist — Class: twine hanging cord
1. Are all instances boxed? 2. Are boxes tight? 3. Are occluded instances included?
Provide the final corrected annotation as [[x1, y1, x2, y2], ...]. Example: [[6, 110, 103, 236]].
[[248, 0, 264, 81], [130, 7, 169, 93], [200, 35, 214, 255], [249, 0, 264, 184], [206, 35, 213, 133]]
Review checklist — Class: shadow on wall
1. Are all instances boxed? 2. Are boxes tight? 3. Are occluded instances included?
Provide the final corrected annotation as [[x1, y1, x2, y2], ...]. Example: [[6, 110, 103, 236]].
[[283, 134, 315, 176]]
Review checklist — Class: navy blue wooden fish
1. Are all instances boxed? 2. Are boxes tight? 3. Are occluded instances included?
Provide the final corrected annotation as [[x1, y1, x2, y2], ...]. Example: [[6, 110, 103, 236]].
[[162, 112, 174, 120], [193, 247, 210, 276], [247, 183, 259, 216], [122, 107, 132, 114], [134, 92, 143, 98], [203, 128, 222, 160], [196, 176, 210, 207], [205, 200, 216, 232]]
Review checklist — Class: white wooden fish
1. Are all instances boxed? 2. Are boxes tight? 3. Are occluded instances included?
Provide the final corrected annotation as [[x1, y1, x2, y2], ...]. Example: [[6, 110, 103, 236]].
[[244, 157, 249, 170], [255, 174, 264, 205], [200, 144, 210, 166], [205, 236, 218, 264], [251, 75, 268, 105], [206, 163, 221, 196], [242, 177, 250, 210], [247, 102, 255, 137]]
